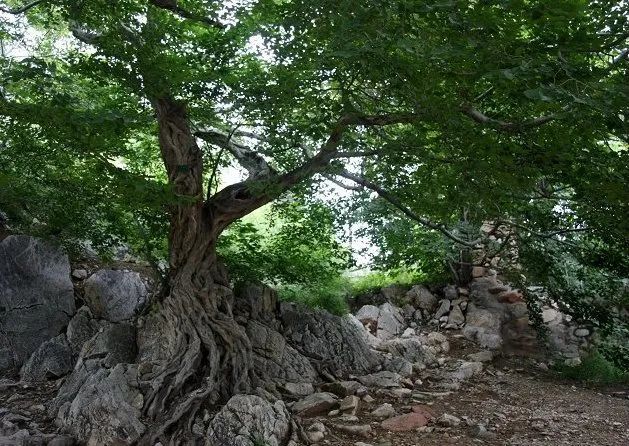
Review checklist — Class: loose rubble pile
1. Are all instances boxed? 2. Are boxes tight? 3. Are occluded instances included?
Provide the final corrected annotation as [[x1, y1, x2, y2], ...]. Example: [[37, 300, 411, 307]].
[[0, 235, 622, 446]]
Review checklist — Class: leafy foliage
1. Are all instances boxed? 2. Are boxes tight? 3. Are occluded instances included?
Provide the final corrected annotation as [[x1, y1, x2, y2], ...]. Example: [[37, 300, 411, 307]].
[[349, 267, 426, 296], [554, 351, 629, 386], [0, 0, 626, 324], [218, 200, 352, 286], [520, 234, 629, 371]]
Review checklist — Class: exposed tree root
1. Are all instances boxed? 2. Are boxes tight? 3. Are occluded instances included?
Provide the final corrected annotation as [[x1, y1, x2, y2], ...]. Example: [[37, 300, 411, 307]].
[[138, 272, 253, 446]]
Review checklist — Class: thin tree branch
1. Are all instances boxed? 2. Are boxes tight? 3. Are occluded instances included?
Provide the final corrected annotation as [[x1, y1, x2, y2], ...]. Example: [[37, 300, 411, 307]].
[[336, 169, 483, 248], [232, 129, 268, 142], [461, 104, 570, 132], [333, 150, 382, 158], [0, 0, 46, 14], [149, 0, 224, 29], [195, 128, 275, 180], [322, 174, 363, 191]]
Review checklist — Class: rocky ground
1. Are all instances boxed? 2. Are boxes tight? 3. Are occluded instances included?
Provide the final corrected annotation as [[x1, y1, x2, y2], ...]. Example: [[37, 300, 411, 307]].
[[294, 336, 629, 446], [1, 235, 627, 445], [2, 329, 627, 445]]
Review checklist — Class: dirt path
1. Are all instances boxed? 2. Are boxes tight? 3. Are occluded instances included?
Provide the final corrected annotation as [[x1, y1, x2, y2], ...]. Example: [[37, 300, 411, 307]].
[[1, 333, 627, 446], [325, 335, 629, 446]]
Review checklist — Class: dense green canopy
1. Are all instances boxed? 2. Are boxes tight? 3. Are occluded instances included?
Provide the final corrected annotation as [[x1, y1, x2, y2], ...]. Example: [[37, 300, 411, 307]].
[[1, 1, 628, 437], [0, 0, 627, 268]]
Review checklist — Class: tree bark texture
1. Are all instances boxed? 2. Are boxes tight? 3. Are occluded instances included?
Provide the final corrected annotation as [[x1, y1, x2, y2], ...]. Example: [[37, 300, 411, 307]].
[[138, 97, 252, 445]]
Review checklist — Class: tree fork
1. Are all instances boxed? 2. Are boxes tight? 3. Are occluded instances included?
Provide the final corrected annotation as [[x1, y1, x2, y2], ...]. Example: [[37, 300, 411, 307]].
[[138, 97, 254, 445]]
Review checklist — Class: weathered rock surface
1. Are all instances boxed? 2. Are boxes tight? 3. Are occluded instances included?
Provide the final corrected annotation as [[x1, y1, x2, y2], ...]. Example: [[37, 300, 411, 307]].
[[319, 380, 362, 398], [462, 303, 504, 349], [247, 320, 318, 385], [52, 323, 137, 414], [83, 269, 147, 322], [376, 303, 406, 340], [292, 392, 338, 417], [0, 235, 75, 374], [20, 334, 73, 382], [421, 332, 450, 354], [447, 305, 466, 326], [280, 302, 382, 377], [434, 299, 451, 320], [235, 282, 280, 326], [357, 371, 402, 389], [65, 307, 99, 357], [355, 305, 380, 325], [56, 364, 145, 446], [207, 395, 291, 446], [371, 403, 396, 420], [406, 285, 438, 312], [379, 337, 436, 366]]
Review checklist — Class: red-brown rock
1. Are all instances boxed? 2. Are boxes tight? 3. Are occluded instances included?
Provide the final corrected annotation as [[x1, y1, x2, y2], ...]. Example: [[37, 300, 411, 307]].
[[381, 412, 429, 431], [411, 405, 436, 420], [498, 290, 523, 303]]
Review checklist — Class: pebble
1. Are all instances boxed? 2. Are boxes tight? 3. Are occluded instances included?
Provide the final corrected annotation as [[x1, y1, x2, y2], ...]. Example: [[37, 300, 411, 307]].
[[437, 413, 461, 427]]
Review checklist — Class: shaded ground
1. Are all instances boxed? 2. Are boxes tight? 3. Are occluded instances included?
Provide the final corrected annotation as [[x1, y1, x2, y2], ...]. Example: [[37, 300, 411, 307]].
[[326, 334, 629, 446], [1, 331, 627, 446]]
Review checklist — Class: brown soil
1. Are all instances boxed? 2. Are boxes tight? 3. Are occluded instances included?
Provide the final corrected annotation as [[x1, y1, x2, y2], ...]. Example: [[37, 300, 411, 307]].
[[325, 334, 629, 446]]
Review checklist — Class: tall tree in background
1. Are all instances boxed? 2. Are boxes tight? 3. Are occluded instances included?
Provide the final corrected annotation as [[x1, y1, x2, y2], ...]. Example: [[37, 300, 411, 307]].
[[0, 0, 626, 443]]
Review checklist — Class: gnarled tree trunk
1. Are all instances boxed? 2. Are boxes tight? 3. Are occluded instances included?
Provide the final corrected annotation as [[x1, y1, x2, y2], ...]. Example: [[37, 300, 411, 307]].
[[138, 98, 253, 445], [135, 95, 373, 444]]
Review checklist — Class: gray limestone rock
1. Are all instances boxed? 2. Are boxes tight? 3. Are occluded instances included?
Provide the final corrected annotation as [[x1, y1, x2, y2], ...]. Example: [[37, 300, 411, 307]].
[[56, 364, 145, 446], [280, 302, 382, 377], [20, 334, 73, 382], [83, 269, 147, 322], [207, 395, 291, 446], [376, 303, 406, 340], [0, 236, 75, 374]]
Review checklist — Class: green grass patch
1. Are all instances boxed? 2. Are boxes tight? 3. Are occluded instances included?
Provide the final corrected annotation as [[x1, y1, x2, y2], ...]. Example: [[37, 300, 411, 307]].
[[554, 351, 629, 386], [350, 267, 427, 295], [278, 267, 430, 315], [278, 277, 351, 316]]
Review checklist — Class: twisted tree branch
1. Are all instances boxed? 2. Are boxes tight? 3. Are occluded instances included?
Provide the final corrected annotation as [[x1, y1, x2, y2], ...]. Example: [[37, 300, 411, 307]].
[[336, 169, 483, 248], [195, 128, 275, 180], [0, 0, 45, 14], [204, 111, 419, 230], [461, 104, 569, 132], [149, 0, 224, 29]]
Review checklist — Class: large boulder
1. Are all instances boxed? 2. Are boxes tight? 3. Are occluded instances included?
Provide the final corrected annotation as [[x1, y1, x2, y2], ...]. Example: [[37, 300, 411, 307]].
[[0, 235, 75, 374], [246, 320, 318, 385], [462, 303, 504, 349], [83, 269, 148, 322], [207, 395, 291, 446], [405, 285, 437, 312], [355, 304, 380, 325], [56, 364, 145, 446], [376, 303, 406, 340], [20, 334, 73, 382], [52, 322, 137, 415], [280, 302, 382, 377]]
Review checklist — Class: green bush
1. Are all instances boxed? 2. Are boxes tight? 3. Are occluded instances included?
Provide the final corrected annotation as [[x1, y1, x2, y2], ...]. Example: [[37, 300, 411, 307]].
[[350, 267, 426, 295], [554, 351, 629, 386], [278, 277, 351, 316]]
